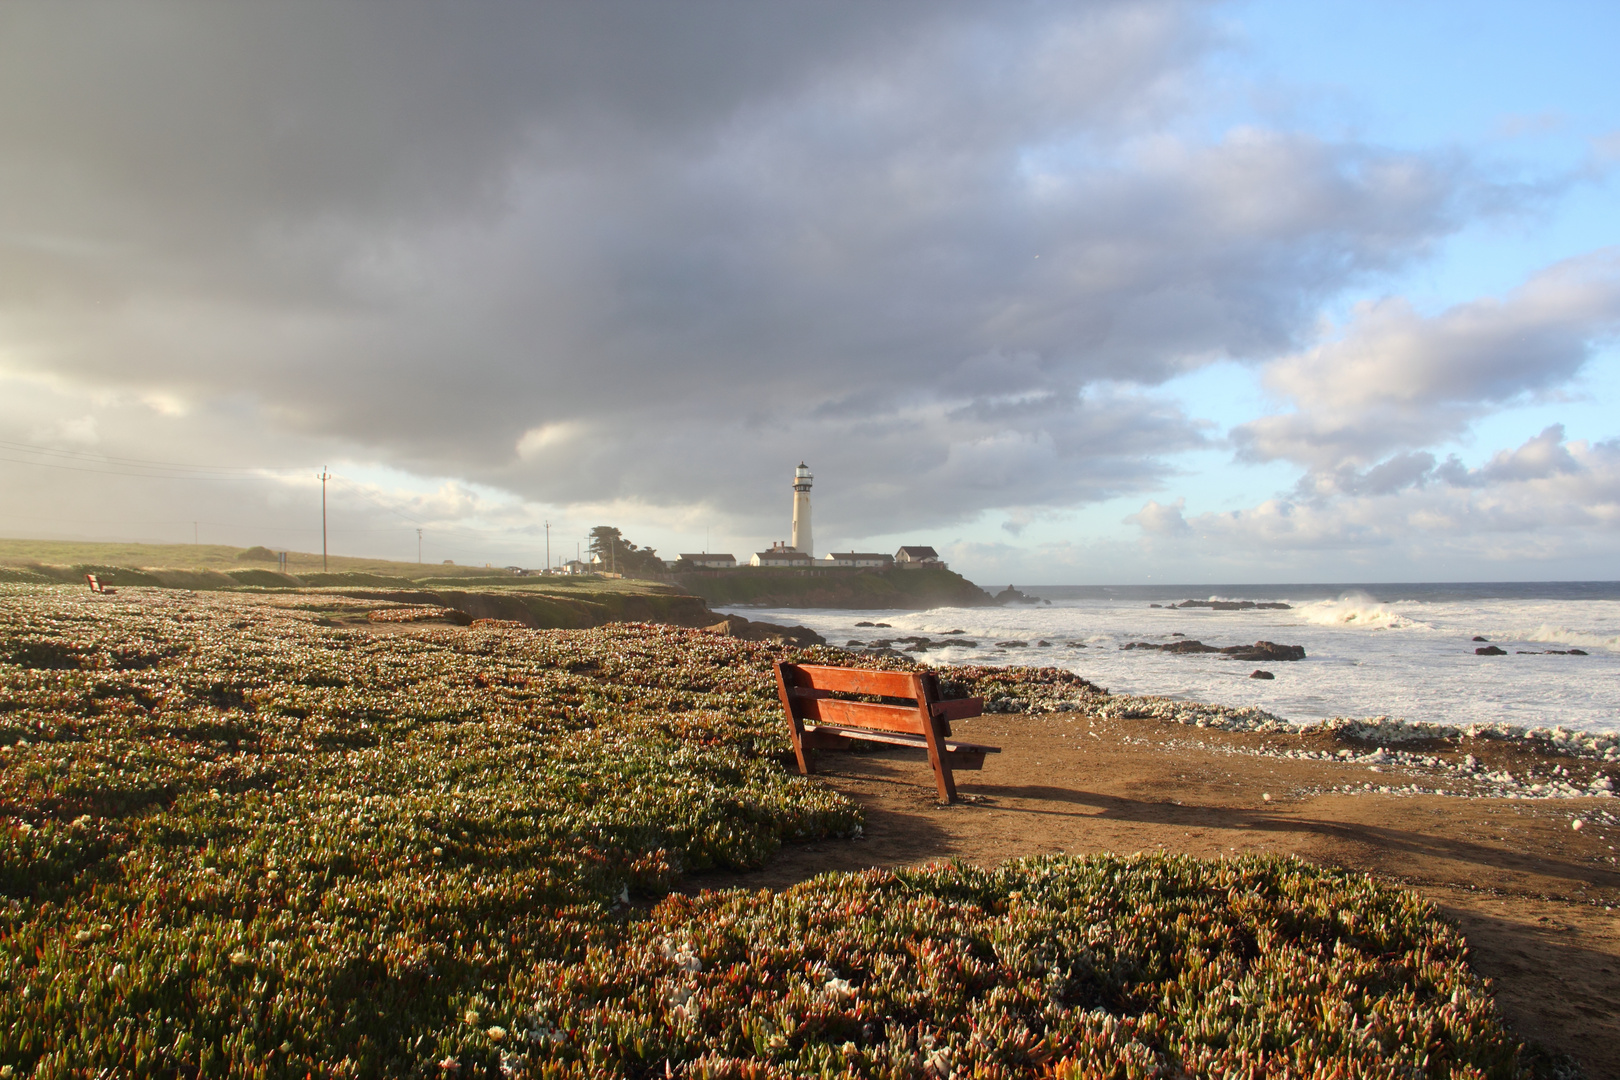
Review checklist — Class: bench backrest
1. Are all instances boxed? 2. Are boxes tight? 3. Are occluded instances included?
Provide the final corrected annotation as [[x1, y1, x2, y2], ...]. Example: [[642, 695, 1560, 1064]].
[[775, 663, 940, 736], [774, 662, 986, 803]]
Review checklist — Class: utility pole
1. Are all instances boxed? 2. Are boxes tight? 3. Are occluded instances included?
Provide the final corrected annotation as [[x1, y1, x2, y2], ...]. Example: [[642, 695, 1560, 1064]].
[[319, 468, 331, 571], [544, 520, 551, 572], [417, 528, 423, 563]]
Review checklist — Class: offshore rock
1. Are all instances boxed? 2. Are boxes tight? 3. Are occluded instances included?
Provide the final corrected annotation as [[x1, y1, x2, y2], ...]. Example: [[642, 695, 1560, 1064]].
[[1475, 645, 1508, 656], [992, 585, 1044, 605], [702, 614, 825, 647], [1223, 641, 1307, 662], [1123, 639, 1306, 661], [1174, 599, 1292, 611]]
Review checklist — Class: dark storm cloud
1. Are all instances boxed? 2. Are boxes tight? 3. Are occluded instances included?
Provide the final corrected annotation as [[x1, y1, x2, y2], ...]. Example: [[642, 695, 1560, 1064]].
[[0, 1, 1494, 539]]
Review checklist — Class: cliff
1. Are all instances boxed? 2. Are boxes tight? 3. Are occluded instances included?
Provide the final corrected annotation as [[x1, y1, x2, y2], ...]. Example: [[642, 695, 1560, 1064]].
[[671, 566, 993, 610]]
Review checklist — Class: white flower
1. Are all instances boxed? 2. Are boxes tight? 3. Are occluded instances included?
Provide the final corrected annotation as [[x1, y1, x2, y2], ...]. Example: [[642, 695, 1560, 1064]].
[[824, 977, 854, 1000], [229, 950, 250, 965], [486, 1025, 507, 1043], [110, 963, 127, 981], [464, 1008, 481, 1025], [74, 930, 93, 943]]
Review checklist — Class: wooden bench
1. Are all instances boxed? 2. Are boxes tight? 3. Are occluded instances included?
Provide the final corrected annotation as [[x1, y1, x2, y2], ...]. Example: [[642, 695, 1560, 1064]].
[[85, 574, 116, 595], [773, 662, 999, 803]]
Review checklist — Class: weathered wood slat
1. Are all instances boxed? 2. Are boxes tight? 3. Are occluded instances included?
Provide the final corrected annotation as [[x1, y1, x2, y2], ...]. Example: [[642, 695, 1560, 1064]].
[[943, 749, 987, 771], [805, 724, 1000, 755], [784, 664, 922, 700], [799, 727, 855, 751], [929, 697, 984, 722], [797, 697, 927, 735]]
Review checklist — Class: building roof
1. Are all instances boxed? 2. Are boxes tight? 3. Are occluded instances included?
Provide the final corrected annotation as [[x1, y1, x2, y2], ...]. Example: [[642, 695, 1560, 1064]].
[[753, 550, 813, 560], [824, 552, 892, 560], [896, 545, 940, 559], [678, 553, 735, 561]]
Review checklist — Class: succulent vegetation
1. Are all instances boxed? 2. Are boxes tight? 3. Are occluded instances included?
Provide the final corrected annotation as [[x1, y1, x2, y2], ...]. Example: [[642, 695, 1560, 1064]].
[[0, 586, 1558, 1077]]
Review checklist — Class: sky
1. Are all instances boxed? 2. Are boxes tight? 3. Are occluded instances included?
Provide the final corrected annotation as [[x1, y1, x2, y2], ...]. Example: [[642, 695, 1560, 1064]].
[[2, 0, 1617, 584]]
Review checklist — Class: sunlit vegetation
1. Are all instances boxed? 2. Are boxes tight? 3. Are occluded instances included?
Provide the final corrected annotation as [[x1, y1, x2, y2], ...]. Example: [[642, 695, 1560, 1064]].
[[0, 587, 1553, 1077]]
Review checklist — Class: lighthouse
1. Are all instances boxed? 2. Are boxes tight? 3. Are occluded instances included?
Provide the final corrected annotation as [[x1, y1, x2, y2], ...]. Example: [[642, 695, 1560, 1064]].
[[791, 462, 813, 556]]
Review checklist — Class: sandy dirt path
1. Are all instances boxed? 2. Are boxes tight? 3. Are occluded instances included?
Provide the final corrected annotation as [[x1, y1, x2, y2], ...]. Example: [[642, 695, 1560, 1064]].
[[689, 711, 1620, 1078]]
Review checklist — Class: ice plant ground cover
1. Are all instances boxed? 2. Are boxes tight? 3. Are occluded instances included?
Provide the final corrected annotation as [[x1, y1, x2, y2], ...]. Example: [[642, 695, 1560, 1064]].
[[0, 587, 1559, 1077]]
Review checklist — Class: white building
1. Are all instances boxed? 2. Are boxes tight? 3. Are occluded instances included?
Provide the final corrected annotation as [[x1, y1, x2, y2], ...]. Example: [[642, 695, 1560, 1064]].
[[821, 552, 893, 568], [751, 542, 814, 567], [895, 545, 945, 569], [679, 553, 737, 569]]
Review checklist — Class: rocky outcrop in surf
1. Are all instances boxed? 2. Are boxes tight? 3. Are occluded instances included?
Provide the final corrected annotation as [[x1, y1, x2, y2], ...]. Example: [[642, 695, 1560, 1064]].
[[1149, 599, 1291, 610], [1122, 639, 1306, 661]]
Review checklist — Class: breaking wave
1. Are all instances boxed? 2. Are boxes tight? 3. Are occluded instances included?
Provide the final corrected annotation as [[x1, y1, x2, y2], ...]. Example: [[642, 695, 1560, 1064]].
[[1518, 625, 1620, 653], [1296, 593, 1427, 631]]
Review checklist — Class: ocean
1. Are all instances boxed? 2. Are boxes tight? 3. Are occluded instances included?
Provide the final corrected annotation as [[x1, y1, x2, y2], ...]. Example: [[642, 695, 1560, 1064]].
[[722, 582, 1620, 735]]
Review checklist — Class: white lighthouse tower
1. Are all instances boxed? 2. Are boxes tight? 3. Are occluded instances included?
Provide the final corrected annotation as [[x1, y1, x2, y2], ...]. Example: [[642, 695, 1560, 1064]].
[[791, 462, 813, 557]]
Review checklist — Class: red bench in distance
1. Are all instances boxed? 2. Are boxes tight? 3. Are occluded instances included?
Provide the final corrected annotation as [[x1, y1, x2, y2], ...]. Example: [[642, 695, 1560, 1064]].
[[773, 662, 999, 803], [85, 574, 117, 595]]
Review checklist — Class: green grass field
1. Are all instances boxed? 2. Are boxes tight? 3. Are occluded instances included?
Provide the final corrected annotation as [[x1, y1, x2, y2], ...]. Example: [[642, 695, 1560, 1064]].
[[0, 585, 1563, 1078], [0, 538, 705, 627], [0, 538, 513, 580]]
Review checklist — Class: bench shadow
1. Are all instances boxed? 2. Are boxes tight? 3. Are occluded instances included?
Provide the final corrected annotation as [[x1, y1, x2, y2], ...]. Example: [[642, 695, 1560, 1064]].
[[964, 782, 1620, 892]]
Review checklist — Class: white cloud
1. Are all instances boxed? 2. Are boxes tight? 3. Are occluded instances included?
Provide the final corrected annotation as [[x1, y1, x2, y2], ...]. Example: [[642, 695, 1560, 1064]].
[[27, 414, 98, 447], [1132, 428, 1620, 568], [1233, 249, 1620, 476], [1125, 497, 1191, 535], [515, 422, 584, 462]]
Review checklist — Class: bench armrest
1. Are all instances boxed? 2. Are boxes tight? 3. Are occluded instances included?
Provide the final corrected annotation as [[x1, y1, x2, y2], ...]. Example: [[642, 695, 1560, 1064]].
[[930, 697, 983, 722]]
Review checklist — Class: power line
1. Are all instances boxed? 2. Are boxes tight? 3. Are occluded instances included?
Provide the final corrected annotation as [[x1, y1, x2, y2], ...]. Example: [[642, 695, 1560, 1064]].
[[0, 445, 565, 561], [319, 468, 331, 571], [327, 474, 431, 528]]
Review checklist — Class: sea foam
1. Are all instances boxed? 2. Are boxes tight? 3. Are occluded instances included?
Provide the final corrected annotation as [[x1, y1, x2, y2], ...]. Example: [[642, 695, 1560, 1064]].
[[1296, 593, 1426, 631]]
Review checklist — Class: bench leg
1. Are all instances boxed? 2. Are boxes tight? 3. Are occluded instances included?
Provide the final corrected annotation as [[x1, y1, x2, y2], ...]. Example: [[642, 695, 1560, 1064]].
[[914, 673, 958, 803], [920, 722, 952, 799], [774, 662, 814, 776]]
